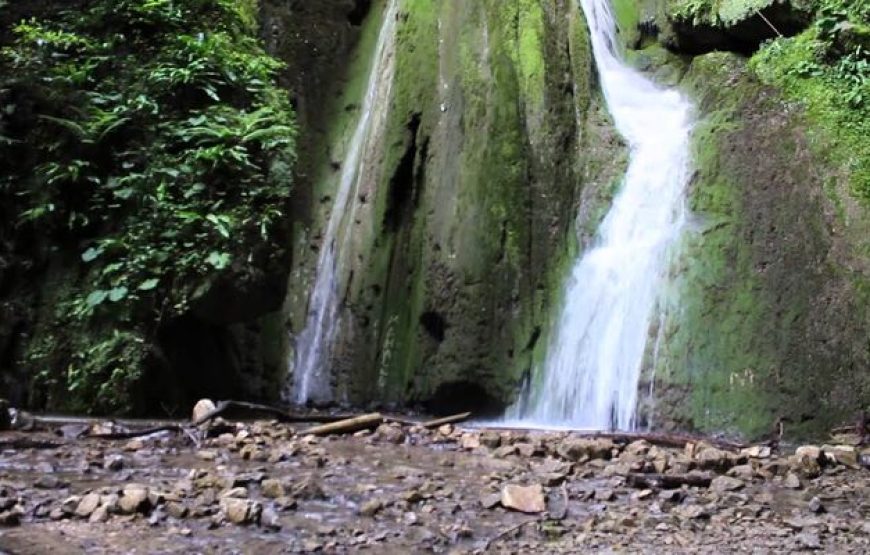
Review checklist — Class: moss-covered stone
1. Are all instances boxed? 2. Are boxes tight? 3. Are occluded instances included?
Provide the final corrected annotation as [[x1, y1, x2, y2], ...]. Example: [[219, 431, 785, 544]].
[[283, 0, 625, 412], [644, 52, 870, 439]]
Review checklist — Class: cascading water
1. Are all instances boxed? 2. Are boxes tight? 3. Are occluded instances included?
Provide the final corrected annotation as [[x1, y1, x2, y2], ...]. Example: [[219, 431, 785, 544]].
[[290, 1, 398, 405], [512, 0, 694, 429]]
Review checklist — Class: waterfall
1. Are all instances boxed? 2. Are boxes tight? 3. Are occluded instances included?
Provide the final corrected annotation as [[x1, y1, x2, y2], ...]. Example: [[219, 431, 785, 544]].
[[513, 0, 694, 429], [290, 1, 399, 405]]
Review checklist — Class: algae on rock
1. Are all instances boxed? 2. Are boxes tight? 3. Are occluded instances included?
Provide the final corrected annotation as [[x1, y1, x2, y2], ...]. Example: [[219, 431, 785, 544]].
[[282, 0, 626, 412]]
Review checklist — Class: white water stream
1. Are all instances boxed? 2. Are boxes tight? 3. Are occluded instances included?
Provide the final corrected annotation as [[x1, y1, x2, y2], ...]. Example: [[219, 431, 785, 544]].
[[511, 0, 694, 429], [291, 1, 399, 404]]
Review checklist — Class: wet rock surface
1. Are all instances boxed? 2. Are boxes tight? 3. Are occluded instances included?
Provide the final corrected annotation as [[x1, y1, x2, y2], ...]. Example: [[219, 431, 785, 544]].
[[1, 422, 869, 553]]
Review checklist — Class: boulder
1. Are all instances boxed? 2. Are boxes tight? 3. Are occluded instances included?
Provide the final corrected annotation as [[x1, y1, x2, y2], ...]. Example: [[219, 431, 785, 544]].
[[359, 498, 384, 517], [220, 497, 261, 525], [118, 487, 150, 514], [261, 479, 285, 499], [501, 484, 546, 514], [192, 399, 216, 423], [557, 438, 614, 461], [75, 493, 102, 518], [710, 475, 744, 493]]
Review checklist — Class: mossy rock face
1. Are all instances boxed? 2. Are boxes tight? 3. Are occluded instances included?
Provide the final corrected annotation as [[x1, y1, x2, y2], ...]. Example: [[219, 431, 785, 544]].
[[643, 52, 870, 439], [284, 0, 625, 411]]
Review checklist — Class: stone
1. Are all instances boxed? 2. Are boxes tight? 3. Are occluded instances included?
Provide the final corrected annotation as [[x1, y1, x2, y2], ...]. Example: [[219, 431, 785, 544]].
[[0, 506, 23, 526], [261, 479, 285, 499], [595, 489, 615, 501], [807, 496, 825, 514], [261, 506, 281, 530], [790, 454, 822, 479], [104, 454, 124, 471], [480, 492, 502, 509], [558, 438, 613, 461], [61, 496, 82, 515], [797, 532, 821, 550], [166, 502, 188, 519], [783, 472, 802, 489], [695, 447, 735, 471], [675, 504, 710, 520], [220, 497, 261, 525], [710, 476, 744, 493], [221, 487, 248, 499], [89, 505, 109, 523], [795, 445, 823, 462], [459, 434, 481, 450], [479, 432, 502, 449], [75, 493, 102, 518], [501, 484, 546, 514], [820, 445, 859, 468], [727, 464, 755, 480], [192, 399, 216, 423], [741, 445, 772, 459], [123, 439, 144, 452], [118, 487, 150, 514], [375, 424, 405, 445], [359, 498, 384, 517], [34, 475, 64, 489]]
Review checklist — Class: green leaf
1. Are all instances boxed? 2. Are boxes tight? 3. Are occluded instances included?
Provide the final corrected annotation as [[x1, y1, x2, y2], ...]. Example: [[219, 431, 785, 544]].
[[81, 246, 103, 262], [138, 278, 160, 291], [108, 286, 128, 302], [207, 251, 231, 270], [86, 290, 109, 307]]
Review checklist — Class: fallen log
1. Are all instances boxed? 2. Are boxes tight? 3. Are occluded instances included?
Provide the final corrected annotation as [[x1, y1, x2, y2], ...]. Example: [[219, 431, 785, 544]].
[[301, 413, 384, 436], [421, 412, 472, 429], [625, 472, 712, 490], [192, 400, 363, 426]]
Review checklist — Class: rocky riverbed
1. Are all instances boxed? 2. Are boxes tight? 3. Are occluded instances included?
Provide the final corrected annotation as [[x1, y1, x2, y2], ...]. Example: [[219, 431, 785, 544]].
[[1, 417, 869, 553]]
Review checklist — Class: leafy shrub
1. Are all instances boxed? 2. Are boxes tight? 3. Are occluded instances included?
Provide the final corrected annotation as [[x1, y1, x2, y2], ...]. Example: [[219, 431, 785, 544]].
[[0, 0, 296, 412]]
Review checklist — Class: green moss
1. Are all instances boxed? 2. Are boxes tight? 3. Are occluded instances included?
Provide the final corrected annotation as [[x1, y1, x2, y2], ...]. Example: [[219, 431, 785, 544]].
[[517, 0, 547, 106], [749, 30, 870, 200]]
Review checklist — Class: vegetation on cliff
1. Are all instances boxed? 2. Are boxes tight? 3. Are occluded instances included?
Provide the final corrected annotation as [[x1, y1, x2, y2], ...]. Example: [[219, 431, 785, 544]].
[[750, 0, 869, 197], [0, 0, 296, 412]]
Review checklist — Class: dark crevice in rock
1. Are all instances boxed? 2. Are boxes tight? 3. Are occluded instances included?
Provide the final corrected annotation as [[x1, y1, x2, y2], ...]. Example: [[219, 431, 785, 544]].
[[666, 4, 813, 56], [346, 0, 372, 27], [383, 113, 421, 233], [425, 380, 506, 417], [524, 326, 541, 352], [419, 311, 447, 343]]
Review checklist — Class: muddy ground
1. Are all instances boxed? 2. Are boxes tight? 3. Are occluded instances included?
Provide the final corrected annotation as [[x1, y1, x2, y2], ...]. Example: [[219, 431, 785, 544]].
[[1, 416, 869, 554]]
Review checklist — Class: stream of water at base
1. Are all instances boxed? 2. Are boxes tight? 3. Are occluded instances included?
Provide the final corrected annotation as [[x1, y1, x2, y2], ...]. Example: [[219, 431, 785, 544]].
[[289, 1, 399, 405], [508, 0, 694, 430]]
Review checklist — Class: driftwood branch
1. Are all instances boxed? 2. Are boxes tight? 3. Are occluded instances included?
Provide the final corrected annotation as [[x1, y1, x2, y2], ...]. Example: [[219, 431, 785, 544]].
[[301, 413, 384, 436], [421, 412, 472, 429]]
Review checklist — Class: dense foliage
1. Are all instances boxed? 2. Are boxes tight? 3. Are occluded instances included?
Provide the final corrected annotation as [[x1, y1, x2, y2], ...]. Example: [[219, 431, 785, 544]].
[[0, 0, 296, 411]]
